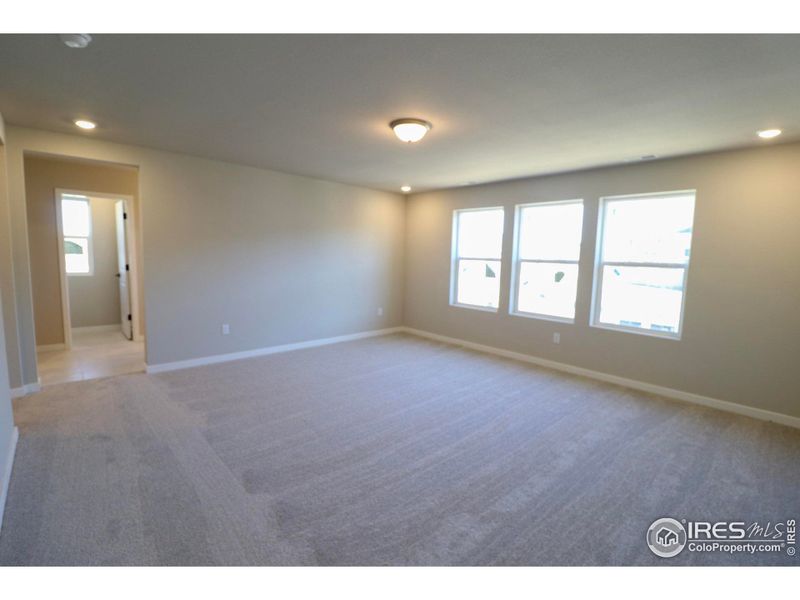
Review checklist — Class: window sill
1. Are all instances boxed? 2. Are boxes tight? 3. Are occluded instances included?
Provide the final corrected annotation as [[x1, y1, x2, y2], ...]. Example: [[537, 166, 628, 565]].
[[450, 302, 498, 313], [510, 310, 574, 324], [590, 321, 681, 341]]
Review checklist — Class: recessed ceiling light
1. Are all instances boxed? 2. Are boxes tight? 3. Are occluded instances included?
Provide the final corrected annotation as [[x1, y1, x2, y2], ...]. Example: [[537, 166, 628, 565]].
[[60, 34, 93, 49], [757, 128, 782, 139], [400, 185, 412, 193], [390, 118, 432, 143], [74, 119, 96, 130]]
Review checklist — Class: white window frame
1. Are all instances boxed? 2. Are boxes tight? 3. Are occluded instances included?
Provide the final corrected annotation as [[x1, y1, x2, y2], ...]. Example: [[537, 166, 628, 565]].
[[591, 189, 696, 340], [450, 206, 504, 313], [59, 195, 95, 277], [510, 199, 584, 324]]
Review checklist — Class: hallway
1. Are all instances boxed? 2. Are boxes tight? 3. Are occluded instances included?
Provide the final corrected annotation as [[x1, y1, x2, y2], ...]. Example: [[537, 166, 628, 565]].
[[36, 328, 145, 385]]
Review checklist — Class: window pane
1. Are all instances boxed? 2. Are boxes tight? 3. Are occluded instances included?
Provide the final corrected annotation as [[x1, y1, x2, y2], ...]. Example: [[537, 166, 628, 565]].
[[457, 209, 504, 259], [602, 194, 694, 264], [64, 237, 90, 274], [457, 259, 501, 309], [517, 262, 579, 319], [62, 198, 91, 237], [518, 202, 583, 261], [598, 265, 685, 334]]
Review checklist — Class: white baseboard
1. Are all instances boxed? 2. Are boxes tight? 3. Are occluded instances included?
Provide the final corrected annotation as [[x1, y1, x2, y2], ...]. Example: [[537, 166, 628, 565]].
[[146, 327, 403, 374], [36, 343, 66, 352], [401, 327, 800, 430], [72, 324, 120, 333], [0, 426, 19, 537], [10, 381, 41, 399]]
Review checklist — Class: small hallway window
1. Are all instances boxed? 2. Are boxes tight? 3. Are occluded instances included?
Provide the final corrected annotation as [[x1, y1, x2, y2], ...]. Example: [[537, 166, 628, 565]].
[[62, 195, 94, 275]]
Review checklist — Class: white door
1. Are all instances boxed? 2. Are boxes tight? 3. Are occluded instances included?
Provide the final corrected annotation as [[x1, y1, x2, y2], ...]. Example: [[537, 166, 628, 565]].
[[115, 201, 133, 340]]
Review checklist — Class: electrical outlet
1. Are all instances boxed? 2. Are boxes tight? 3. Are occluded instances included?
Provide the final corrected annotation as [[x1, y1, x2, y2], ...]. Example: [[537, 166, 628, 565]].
[[222, 323, 230, 335], [553, 332, 560, 344], [377, 307, 384, 316]]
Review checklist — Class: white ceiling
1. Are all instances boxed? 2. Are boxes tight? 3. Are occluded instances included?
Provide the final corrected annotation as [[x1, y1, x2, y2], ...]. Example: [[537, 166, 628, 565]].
[[1, 34, 798, 192]]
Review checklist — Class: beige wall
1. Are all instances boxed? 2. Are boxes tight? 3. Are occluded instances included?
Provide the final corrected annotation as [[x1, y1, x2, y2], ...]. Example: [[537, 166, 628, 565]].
[[68, 196, 122, 329], [405, 142, 800, 418], [23, 155, 139, 346], [4, 126, 405, 383]]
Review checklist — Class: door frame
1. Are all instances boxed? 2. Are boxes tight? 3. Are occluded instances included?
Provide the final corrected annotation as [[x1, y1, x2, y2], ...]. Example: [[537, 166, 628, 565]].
[[54, 188, 142, 348]]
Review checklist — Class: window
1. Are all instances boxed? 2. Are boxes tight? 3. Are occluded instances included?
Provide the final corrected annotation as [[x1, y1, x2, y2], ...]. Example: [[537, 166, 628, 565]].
[[592, 191, 695, 338], [62, 195, 93, 275], [511, 200, 584, 321], [451, 207, 504, 310]]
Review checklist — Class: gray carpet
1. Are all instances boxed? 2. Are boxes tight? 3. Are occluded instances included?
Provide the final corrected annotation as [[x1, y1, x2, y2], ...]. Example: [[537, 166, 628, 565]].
[[1, 333, 798, 565]]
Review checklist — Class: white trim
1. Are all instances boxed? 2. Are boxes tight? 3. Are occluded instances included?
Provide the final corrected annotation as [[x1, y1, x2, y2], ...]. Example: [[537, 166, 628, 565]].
[[0, 427, 19, 537], [54, 190, 73, 350], [450, 302, 498, 314], [53, 189, 142, 350], [10, 381, 41, 399], [72, 324, 121, 334], [146, 327, 403, 374], [400, 327, 800, 430], [36, 343, 66, 352]]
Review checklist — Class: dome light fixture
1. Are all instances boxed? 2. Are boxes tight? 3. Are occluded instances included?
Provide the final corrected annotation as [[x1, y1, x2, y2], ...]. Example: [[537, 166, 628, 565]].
[[60, 34, 93, 49], [390, 118, 432, 143], [757, 128, 782, 139], [74, 119, 96, 130], [400, 185, 412, 193]]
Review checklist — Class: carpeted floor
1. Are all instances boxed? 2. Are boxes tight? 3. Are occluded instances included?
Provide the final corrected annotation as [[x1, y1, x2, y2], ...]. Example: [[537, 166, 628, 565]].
[[1, 333, 798, 565]]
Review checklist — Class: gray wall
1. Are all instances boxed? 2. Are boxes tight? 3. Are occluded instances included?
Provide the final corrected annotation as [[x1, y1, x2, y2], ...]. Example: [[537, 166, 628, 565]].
[[0, 117, 23, 391], [3, 125, 798, 421], [3, 126, 405, 382], [405, 142, 800, 418], [68, 196, 122, 329], [0, 114, 17, 525]]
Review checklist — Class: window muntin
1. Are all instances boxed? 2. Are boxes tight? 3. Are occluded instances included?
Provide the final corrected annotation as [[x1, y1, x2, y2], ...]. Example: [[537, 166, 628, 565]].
[[593, 191, 695, 338], [512, 200, 584, 321], [451, 208, 504, 310], [62, 196, 93, 275]]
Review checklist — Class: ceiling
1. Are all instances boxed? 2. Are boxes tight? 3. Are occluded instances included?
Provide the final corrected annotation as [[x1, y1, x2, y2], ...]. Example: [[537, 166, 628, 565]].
[[1, 34, 798, 192]]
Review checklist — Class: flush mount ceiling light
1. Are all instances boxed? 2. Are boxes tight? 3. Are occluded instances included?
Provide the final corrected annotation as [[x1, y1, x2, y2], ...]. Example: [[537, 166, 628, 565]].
[[74, 119, 96, 130], [60, 34, 93, 49], [390, 118, 432, 143], [757, 128, 782, 139], [400, 185, 412, 193]]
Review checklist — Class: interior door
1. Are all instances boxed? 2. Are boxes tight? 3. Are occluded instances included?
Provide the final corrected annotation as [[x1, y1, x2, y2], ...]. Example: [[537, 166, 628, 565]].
[[115, 200, 133, 340]]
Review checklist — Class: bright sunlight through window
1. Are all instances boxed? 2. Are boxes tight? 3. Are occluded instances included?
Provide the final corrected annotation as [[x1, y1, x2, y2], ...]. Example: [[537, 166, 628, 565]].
[[62, 195, 93, 275], [451, 207, 504, 310], [593, 191, 695, 338], [512, 200, 584, 321]]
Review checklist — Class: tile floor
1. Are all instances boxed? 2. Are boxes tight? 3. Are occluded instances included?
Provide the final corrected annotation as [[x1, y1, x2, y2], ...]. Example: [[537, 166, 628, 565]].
[[36, 328, 145, 385]]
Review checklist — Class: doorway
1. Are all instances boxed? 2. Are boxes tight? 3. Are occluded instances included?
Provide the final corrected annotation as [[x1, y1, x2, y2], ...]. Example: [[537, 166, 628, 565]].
[[36, 188, 144, 385]]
